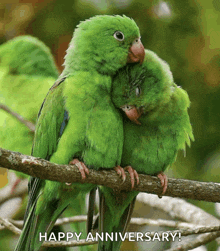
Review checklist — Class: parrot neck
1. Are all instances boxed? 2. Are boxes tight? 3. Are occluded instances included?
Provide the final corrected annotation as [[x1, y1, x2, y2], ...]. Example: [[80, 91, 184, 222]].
[[61, 42, 118, 77], [62, 56, 97, 76]]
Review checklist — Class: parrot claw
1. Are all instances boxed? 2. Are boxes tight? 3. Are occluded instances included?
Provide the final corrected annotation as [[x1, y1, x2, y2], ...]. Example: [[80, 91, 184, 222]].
[[114, 166, 126, 183], [157, 172, 168, 195], [114, 166, 139, 189], [69, 159, 89, 180], [124, 166, 140, 189]]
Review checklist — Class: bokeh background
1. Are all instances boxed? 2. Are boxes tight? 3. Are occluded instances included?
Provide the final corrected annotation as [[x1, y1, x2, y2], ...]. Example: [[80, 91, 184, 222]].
[[1, 0, 220, 250]]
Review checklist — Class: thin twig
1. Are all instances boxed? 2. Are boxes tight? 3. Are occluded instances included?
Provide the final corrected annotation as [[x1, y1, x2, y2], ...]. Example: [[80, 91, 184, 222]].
[[8, 215, 88, 229], [129, 218, 201, 229], [166, 232, 220, 251], [0, 178, 28, 205], [41, 226, 220, 248], [2, 215, 220, 248], [0, 217, 21, 235], [5, 217, 201, 231], [136, 194, 219, 226], [0, 104, 35, 132], [43, 239, 97, 247], [136, 193, 220, 251]]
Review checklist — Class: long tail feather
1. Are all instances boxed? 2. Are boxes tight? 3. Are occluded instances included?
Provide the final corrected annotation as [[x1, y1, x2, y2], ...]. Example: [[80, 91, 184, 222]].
[[87, 187, 97, 234], [98, 188, 137, 251]]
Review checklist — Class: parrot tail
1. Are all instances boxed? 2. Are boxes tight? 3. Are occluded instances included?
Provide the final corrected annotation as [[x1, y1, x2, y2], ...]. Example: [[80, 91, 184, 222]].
[[87, 187, 98, 234], [14, 193, 68, 251], [14, 194, 39, 251], [97, 188, 136, 251]]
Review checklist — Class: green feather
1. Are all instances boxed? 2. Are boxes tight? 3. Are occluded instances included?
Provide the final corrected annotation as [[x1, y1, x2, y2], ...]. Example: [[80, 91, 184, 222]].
[[0, 35, 90, 251], [0, 35, 58, 180], [0, 35, 58, 78], [97, 49, 194, 251], [15, 14, 141, 251], [112, 49, 194, 174], [63, 15, 140, 76]]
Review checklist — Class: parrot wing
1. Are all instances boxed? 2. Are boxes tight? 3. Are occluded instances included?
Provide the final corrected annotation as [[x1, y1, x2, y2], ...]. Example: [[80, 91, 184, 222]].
[[15, 79, 69, 251]]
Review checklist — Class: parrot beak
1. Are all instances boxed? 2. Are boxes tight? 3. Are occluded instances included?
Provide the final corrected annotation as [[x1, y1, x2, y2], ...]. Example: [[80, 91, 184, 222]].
[[127, 38, 145, 65], [121, 105, 142, 125]]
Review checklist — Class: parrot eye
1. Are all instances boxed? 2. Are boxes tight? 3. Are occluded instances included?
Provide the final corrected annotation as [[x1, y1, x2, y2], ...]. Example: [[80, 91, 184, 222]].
[[121, 105, 132, 111], [135, 87, 141, 96], [114, 31, 124, 41]]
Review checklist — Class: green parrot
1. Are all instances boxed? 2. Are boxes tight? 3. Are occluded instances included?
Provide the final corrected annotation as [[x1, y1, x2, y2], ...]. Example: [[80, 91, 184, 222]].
[[14, 15, 145, 251], [94, 49, 194, 251], [0, 35, 59, 184], [0, 35, 95, 251]]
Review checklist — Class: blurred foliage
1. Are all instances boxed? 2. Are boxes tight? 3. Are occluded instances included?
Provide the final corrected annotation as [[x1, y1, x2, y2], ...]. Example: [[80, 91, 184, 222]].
[[1, 0, 220, 250]]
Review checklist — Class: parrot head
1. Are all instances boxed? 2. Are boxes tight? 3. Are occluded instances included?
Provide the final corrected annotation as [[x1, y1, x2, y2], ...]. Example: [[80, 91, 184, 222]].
[[0, 35, 58, 78], [63, 15, 145, 76], [112, 49, 175, 124]]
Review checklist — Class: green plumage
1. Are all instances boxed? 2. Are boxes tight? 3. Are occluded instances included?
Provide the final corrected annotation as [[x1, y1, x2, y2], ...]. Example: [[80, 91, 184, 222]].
[[15, 15, 141, 251], [0, 35, 92, 251], [62, 15, 140, 76], [97, 49, 194, 251], [113, 49, 194, 172], [0, 35, 58, 179]]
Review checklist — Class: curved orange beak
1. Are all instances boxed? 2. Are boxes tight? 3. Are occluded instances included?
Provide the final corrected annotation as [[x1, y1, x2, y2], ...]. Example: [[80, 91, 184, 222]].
[[127, 38, 145, 65], [121, 105, 142, 125]]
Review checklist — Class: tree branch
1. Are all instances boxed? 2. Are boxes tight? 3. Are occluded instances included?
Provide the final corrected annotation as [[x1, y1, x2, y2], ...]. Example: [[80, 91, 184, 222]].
[[0, 178, 28, 205], [0, 104, 35, 132], [1, 217, 200, 231], [166, 232, 220, 251], [6, 215, 88, 229], [2, 215, 220, 249], [136, 194, 220, 250], [1, 147, 220, 203], [41, 226, 220, 248], [43, 239, 97, 248], [1, 148, 220, 249], [137, 194, 219, 225]]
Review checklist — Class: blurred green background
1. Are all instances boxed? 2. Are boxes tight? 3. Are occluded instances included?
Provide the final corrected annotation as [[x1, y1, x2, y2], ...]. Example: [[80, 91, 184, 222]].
[[1, 0, 220, 250]]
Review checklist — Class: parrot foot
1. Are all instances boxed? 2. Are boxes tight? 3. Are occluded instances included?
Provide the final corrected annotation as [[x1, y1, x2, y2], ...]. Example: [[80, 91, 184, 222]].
[[10, 178, 21, 194], [124, 166, 140, 189], [157, 172, 168, 195], [69, 159, 89, 180], [114, 166, 126, 183]]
